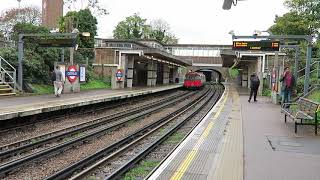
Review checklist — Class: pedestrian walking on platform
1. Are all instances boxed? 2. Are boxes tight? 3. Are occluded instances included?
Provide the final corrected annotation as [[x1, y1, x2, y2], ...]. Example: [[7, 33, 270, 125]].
[[53, 65, 64, 97], [280, 67, 295, 107], [248, 72, 260, 103]]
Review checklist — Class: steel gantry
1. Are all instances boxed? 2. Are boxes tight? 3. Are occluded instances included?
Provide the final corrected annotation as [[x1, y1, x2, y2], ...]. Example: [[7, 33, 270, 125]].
[[232, 35, 313, 95]]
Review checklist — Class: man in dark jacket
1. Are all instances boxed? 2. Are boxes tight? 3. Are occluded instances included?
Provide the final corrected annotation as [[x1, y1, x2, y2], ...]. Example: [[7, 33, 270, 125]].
[[280, 67, 295, 106], [248, 72, 260, 102]]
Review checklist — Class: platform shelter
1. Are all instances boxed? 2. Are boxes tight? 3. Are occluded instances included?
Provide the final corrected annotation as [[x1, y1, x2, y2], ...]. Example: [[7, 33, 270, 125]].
[[94, 39, 191, 89]]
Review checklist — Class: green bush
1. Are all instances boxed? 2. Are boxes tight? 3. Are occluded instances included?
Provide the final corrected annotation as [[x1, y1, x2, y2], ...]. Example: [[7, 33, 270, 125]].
[[308, 90, 320, 103], [229, 68, 239, 79], [262, 88, 271, 97]]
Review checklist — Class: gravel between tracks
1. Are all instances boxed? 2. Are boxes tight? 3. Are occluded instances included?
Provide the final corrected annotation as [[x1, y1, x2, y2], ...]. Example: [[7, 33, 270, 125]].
[[2, 90, 199, 180], [0, 91, 185, 146], [84, 87, 221, 179], [83, 88, 217, 179]]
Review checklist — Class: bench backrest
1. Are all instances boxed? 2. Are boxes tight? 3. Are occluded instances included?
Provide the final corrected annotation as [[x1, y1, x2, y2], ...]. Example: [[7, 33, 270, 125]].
[[298, 98, 320, 118]]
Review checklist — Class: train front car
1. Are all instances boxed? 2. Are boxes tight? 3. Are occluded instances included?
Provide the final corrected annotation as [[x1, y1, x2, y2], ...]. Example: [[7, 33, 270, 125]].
[[184, 72, 206, 89]]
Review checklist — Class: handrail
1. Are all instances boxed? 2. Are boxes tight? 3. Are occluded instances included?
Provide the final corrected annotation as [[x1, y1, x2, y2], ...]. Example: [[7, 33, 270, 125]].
[[297, 61, 320, 80], [0, 56, 15, 71], [297, 61, 319, 74], [298, 69, 320, 79], [0, 67, 14, 81], [0, 55, 17, 92]]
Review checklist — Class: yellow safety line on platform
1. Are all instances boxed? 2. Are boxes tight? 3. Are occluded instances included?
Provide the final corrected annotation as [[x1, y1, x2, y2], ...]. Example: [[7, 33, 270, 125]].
[[170, 91, 229, 180]]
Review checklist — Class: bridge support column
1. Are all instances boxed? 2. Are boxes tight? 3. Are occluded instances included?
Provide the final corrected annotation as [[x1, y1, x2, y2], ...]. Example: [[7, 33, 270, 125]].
[[112, 55, 126, 89], [126, 56, 134, 88], [163, 64, 169, 84], [147, 61, 157, 86], [172, 66, 179, 83]]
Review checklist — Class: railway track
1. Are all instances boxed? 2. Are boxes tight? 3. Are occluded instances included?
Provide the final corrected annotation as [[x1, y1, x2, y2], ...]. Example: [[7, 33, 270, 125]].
[[0, 89, 182, 134], [0, 90, 197, 176], [45, 85, 224, 180]]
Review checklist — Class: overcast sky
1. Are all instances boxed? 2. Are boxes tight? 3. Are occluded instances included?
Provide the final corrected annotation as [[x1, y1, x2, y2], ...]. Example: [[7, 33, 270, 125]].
[[0, 0, 288, 45]]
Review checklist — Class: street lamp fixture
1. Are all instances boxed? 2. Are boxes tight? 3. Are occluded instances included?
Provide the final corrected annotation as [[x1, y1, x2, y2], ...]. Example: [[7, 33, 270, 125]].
[[81, 32, 90, 37], [71, 28, 90, 37]]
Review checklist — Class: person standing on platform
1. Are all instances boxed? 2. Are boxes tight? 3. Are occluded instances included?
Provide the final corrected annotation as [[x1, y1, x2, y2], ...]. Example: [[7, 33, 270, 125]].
[[280, 67, 295, 107], [54, 65, 64, 97], [248, 72, 260, 103]]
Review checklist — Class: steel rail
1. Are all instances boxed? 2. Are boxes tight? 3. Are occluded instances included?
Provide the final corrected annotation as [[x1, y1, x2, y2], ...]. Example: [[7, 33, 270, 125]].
[[45, 87, 213, 180], [0, 91, 191, 159], [107, 86, 223, 179], [0, 89, 180, 133], [0, 90, 197, 176]]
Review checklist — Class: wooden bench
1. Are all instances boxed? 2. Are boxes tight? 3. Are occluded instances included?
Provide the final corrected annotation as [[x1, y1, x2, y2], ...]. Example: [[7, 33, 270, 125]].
[[281, 97, 320, 134]]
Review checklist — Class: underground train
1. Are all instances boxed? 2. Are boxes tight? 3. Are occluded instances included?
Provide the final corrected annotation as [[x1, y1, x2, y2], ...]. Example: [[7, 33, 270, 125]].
[[183, 71, 206, 89]]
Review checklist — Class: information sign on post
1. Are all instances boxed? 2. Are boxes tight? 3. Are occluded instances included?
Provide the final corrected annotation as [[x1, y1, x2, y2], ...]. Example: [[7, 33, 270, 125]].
[[233, 41, 280, 51], [79, 66, 86, 83], [116, 69, 124, 82]]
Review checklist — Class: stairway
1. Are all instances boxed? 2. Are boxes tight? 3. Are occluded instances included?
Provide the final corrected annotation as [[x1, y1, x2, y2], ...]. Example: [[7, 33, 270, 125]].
[[0, 83, 15, 96], [0, 55, 17, 97]]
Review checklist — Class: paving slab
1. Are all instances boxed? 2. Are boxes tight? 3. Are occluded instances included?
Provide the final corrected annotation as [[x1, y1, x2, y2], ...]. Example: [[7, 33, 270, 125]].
[[241, 95, 320, 180]]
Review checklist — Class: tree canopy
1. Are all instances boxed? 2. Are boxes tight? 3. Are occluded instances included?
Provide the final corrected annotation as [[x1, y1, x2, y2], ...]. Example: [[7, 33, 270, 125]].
[[64, 0, 108, 16], [268, 12, 311, 35], [113, 13, 148, 40], [148, 19, 178, 44], [284, 0, 320, 36], [113, 14, 178, 44], [0, 6, 41, 40], [59, 9, 97, 60], [268, 0, 320, 94]]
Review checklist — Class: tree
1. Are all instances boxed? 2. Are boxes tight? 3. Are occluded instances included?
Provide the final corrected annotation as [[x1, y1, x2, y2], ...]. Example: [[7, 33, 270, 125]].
[[113, 13, 149, 39], [268, 12, 311, 35], [59, 9, 97, 61], [0, 23, 61, 84], [64, 0, 108, 16], [284, 0, 320, 36], [149, 19, 178, 44], [113, 15, 178, 44], [0, 6, 41, 40]]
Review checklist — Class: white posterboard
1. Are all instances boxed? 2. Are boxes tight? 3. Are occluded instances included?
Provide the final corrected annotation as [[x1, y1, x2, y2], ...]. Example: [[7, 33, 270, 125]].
[[79, 66, 86, 82]]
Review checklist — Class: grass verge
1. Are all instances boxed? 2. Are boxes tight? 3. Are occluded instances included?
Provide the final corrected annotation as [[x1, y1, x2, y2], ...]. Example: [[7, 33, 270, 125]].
[[80, 79, 111, 91], [31, 79, 111, 95], [31, 84, 54, 95]]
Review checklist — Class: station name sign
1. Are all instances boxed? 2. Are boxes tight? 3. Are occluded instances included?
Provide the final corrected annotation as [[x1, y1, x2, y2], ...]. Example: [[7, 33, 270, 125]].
[[232, 41, 280, 51]]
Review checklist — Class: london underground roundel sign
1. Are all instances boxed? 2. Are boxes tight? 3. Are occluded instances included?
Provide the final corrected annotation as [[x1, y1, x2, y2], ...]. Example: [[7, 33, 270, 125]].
[[66, 65, 78, 83], [116, 69, 123, 81]]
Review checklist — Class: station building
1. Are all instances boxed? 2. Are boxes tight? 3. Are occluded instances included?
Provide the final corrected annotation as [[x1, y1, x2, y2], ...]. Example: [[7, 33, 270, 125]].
[[221, 49, 287, 94], [94, 39, 235, 89], [94, 39, 191, 89]]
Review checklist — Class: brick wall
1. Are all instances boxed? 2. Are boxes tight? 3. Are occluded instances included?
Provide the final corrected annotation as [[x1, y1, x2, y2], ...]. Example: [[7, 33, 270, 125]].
[[42, 0, 63, 29]]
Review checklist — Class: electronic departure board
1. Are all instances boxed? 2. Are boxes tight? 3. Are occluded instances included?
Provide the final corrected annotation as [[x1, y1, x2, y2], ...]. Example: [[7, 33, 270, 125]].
[[38, 38, 75, 47], [232, 41, 280, 51]]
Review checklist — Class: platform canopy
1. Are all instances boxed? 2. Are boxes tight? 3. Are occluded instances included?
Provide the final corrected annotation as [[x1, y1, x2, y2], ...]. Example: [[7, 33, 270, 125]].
[[21, 33, 77, 47], [220, 49, 237, 67]]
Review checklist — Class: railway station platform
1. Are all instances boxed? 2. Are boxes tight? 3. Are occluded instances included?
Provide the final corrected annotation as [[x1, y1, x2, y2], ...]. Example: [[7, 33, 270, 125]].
[[0, 84, 182, 121], [149, 84, 320, 180]]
